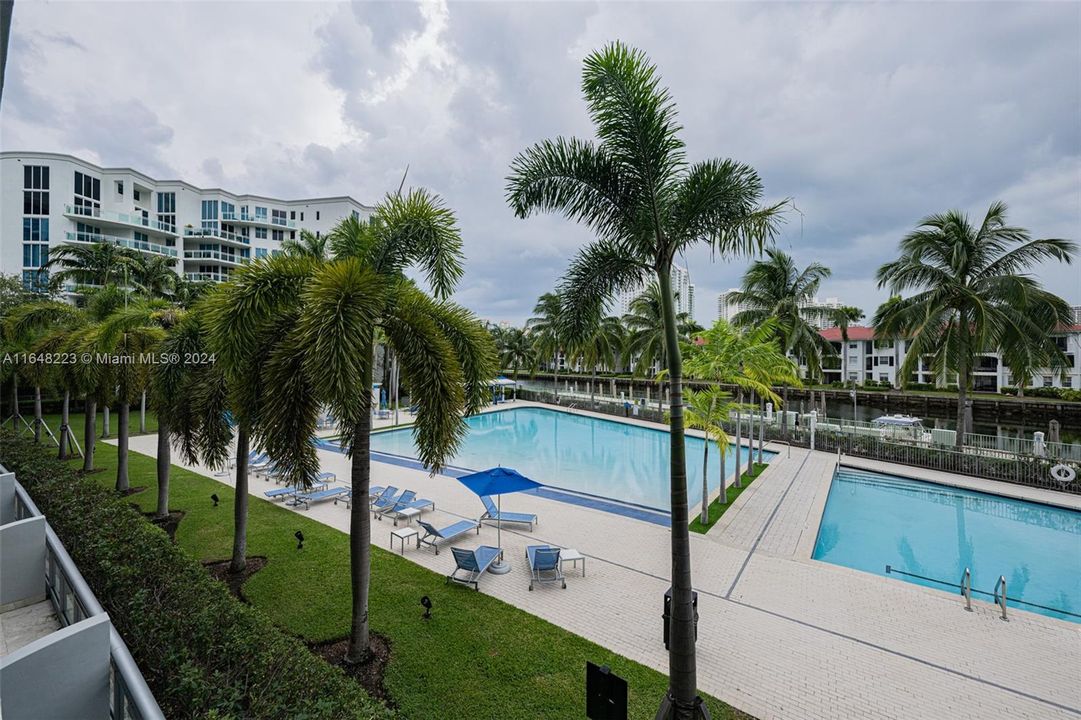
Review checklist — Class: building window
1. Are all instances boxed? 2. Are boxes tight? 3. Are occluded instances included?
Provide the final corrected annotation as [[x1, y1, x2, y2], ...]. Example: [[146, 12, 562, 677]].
[[352, 210, 359, 220], [1043, 376, 1053, 387], [255, 227, 267, 240], [25, 165, 50, 190], [157, 192, 176, 232], [290, 210, 296, 220], [73, 170, 101, 216], [256, 248, 268, 259], [221, 201, 236, 221], [255, 206, 267, 221], [272, 209, 287, 226], [201, 200, 219, 234], [290, 231, 296, 240], [300, 212, 304, 221], [271, 229, 284, 242], [316, 211, 320, 221], [116, 181, 125, 196], [133, 189, 141, 202]]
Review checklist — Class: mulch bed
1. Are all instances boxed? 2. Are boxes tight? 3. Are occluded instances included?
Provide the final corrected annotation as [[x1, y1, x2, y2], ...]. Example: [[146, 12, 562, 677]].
[[117, 485, 148, 497], [146, 510, 186, 541], [202, 556, 269, 602], [308, 634, 394, 707]]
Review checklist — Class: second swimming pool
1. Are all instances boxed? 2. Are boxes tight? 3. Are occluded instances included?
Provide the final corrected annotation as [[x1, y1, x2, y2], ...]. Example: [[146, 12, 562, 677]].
[[369, 406, 773, 511]]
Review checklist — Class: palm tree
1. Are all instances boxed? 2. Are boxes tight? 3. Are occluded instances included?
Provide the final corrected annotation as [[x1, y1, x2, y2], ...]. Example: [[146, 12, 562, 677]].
[[207, 192, 494, 665], [828, 305, 865, 384], [498, 326, 534, 379], [569, 315, 624, 406], [527, 292, 566, 397], [42, 241, 143, 290], [132, 254, 179, 298], [875, 201, 1075, 445], [506, 42, 783, 717], [683, 388, 734, 523], [172, 277, 211, 309], [281, 228, 331, 259], [623, 282, 700, 377]]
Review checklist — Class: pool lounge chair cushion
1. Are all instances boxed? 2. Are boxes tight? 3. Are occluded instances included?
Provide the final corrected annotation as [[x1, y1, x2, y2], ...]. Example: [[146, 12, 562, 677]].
[[380, 497, 436, 525], [447, 545, 502, 591], [417, 519, 480, 554], [295, 486, 349, 510], [374, 490, 416, 516], [263, 479, 329, 502], [526, 545, 565, 590], [479, 495, 537, 531], [370, 487, 402, 512]]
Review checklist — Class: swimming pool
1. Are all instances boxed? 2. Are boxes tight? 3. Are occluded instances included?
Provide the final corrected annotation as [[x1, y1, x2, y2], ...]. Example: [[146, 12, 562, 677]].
[[813, 467, 1081, 623], [369, 406, 772, 511]]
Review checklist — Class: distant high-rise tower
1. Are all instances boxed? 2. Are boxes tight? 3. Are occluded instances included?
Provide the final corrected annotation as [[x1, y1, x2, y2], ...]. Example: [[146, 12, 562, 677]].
[[612, 263, 693, 319]]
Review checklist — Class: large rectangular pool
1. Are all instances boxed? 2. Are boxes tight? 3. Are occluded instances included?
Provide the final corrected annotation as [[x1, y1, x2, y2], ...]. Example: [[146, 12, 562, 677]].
[[813, 467, 1081, 623], [369, 406, 772, 511]]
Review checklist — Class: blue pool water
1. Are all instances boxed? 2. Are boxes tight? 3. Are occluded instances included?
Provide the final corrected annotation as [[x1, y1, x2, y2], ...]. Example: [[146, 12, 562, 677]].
[[813, 468, 1081, 622], [369, 406, 772, 511]]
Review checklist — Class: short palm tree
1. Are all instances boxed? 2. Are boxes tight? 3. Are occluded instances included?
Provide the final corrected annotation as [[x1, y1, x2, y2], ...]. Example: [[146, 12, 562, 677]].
[[281, 228, 331, 259], [499, 326, 534, 379], [527, 292, 566, 396], [133, 254, 179, 298], [683, 388, 734, 522], [828, 305, 865, 384], [569, 315, 624, 406], [623, 283, 700, 377], [874, 201, 1075, 444], [42, 241, 143, 290], [506, 41, 783, 717]]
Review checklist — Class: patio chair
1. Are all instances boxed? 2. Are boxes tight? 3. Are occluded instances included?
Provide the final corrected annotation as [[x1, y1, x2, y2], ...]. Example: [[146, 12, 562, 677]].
[[479, 495, 537, 531], [370, 487, 404, 514], [526, 545, 565, 591], [338, 485, 387, 509], [447, 545, 502, 590], [294, 486, 350, 510], [417, 519, 480, 555], [380, 496, 436, 525], [374, 490, 417, 517], [263, 477, 329, 502]]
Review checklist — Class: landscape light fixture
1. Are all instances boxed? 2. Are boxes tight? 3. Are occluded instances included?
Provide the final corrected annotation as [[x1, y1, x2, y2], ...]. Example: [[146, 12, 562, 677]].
[[420, 595, 432, 620], [210, 493, 219, 507], [294, 530, 304, 550]]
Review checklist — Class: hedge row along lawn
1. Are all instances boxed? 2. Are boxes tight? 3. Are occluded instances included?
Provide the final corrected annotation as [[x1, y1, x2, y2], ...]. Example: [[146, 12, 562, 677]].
[[690, 463, 769, 535], [21, 412, 751, 720]]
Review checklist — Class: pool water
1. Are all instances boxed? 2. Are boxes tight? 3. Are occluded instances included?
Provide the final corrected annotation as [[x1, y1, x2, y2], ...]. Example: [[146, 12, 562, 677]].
[[813, 467, 1081, 623], [369, 406, 772, 511]]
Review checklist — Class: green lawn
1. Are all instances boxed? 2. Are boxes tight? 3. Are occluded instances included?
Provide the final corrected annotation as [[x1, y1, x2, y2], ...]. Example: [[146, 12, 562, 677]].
[[43, 412, 751, 720], [690, 463, 768, 534]]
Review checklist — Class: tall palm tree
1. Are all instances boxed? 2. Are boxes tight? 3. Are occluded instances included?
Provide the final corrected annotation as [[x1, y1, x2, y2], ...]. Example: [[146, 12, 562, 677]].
[[281, 228, 331, 259], [42, 241, 143, 290], [683, 388, 734, 523], [207, 193, 494, 665], [623, 283, 700, 377], [875, 201, 1075, 445], [506, 42, 783, 717], [569, 315, 624, 406], [828, 305, 865, 384], [132, 254, 179, 298], [527, 292, 566, 397]]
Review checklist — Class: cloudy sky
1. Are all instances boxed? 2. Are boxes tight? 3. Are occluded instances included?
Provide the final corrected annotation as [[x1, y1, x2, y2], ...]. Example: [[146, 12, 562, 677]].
[[3, 1, 1079, 325]]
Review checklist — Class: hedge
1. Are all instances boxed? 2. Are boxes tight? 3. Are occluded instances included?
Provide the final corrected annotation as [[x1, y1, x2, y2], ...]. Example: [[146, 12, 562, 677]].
[[0, 431, 393, 720]]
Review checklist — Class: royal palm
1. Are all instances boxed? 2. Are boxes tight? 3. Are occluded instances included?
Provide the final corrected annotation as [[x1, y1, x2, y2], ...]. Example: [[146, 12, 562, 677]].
[[506, 42, 782, 717]]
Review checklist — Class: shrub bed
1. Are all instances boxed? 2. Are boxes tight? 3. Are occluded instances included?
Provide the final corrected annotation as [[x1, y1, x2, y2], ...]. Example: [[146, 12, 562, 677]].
[[0, 431, 393, 720]]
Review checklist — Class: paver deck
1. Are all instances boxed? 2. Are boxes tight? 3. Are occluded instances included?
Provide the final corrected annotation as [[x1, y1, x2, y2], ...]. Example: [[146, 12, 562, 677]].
[[122, 401, 1081, 720]]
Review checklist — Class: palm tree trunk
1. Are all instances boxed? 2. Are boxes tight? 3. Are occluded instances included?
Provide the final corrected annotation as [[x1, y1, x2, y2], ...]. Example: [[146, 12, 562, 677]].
[[33, 386, 42, 443], [757, 400, 765, 465], [102, 405, 110, 438], [553, 353, 560, 402], [747, 391, 755, 472], [719, 449, 727, 505], [700, 437, 709, 525], [345, 335, 375, 664], [115, 403, 129, 492], [230, 425, 250, 573], [83, 399, 96, 472], [58, 391, 70, 460], [155, 419, 171, 519], [655, 267, 697, 714], [591, 367, 597, 409], [734, 392, 743, 489], [140, 389, 147, 434], [955, 366, 968, 448]]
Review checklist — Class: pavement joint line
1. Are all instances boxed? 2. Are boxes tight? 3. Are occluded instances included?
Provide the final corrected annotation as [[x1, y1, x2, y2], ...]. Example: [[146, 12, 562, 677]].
[[724, 448, 812, 599]]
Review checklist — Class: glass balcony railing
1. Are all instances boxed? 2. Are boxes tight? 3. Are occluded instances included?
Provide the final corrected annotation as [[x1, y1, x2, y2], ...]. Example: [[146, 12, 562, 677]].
[[220, 211, 296, 229], [182, 250, 248, 264], [63, 204, 176, 235], [182, 227, 250, 245], [64, 231, 178, 258], [184, 271, 230, 283]]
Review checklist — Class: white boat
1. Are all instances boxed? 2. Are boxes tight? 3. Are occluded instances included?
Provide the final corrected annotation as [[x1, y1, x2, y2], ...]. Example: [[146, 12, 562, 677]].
[[872, 414, 925, 428]]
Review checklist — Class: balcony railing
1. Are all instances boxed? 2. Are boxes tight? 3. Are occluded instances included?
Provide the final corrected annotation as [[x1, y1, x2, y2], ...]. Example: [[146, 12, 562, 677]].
[[63, 205, 176, 236], [6, 471, 165, 720], [184, 272, 229, 283], [182, 250, 247, 264], [220, 211, 295, 229], [182, 227, 250, 245], [64, 231, 178, 258]]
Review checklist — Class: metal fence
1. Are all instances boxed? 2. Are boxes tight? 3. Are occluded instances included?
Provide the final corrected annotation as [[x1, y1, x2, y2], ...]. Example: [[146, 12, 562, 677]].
[[10, 475, 165, 720], [515, 389, 1081, 495]]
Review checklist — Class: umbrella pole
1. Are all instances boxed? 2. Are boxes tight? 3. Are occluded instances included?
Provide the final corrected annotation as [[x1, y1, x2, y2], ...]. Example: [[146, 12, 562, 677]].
[[490, 493, 511, 574]]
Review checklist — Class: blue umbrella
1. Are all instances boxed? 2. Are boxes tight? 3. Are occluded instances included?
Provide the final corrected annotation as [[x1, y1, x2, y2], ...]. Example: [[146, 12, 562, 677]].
[[456, 467, 541, 574]]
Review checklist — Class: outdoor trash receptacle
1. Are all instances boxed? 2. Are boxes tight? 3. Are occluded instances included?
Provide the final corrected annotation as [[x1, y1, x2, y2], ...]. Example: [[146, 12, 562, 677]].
[[663, 586, 698, 650]]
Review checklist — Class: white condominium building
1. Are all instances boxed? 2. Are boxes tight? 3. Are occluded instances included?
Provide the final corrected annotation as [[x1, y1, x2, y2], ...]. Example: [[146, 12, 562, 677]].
[[717, 288, 750, 323], [717, 290, 849, 328], [1, 152, 373, 291], [611, 263, 694, 319]]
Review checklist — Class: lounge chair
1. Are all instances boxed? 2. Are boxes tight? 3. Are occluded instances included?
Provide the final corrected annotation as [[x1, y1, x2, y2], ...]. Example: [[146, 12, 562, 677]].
[[338, 485, 387, 509], [370, 487, 404, 514], [263, 477, 329, 502], [374, 490, 417, 517], [381, 496, 436, 526], [479, 495, 537, 531], [249, 454, 272, 473], [446, 545, 502, 590], [417, 519, 480, 554], [294, 486, 350, 510], [526, 545, 566, 591]]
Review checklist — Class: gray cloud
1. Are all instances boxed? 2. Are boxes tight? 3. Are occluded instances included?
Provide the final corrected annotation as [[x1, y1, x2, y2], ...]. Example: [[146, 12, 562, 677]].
[[2, 1, 1077, 325]]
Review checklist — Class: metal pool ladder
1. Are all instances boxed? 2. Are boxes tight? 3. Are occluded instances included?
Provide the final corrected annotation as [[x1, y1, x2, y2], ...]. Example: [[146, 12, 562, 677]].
[[993, 575, 1009, 621], [960, 568, 972, 611]]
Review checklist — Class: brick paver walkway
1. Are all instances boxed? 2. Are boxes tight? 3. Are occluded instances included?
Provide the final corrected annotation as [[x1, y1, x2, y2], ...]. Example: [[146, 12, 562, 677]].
[[123, 402, 1081, 720]]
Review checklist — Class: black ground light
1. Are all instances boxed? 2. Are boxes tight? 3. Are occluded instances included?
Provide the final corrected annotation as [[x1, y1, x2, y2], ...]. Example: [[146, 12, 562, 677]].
[[210, 493, 219, 507], [420, 595, 432, 620], [586, 662, 627, 720], [294, 530, 304, 550]]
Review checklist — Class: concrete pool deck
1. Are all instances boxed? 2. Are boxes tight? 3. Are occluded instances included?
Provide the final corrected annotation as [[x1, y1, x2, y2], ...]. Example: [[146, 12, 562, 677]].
[[122, 401, 1081, 720]]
